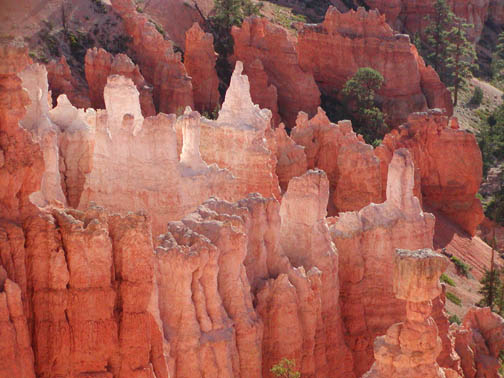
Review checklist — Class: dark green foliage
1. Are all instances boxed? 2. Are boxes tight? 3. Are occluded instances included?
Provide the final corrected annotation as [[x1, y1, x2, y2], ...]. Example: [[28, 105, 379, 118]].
[[205, 0, 262, 93], [450, 256, 471, 277], [478, 104, 504, 177], [478, 268, 501, 309], [492, 32, 504, 82], [469, 86, 484, 106], [342, 67, 388, 143], [446, 291, 462, 306], [440, 273, 456, 286], [108, 35, 132, 55], [423, 0, 454, 81], [270, 358, 300, 378], [445, 18, 477, 105], [448, 314, 461, 324], [67, 30, 94, 63]]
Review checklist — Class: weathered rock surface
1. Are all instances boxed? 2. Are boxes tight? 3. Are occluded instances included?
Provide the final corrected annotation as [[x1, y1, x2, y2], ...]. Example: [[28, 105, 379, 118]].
[[290, 108, 382, 215], [85, 47, 155, 116], [280, 169, 355, 377], [454, 307, 504, 378], [377, 110, 484, 235], [46, 56, 91, 109], [181, 62, 281, 201], [184, 23, 220, 113], [231, 17, 320, 127], [78, 75, 235, 237], [274, 122, 307, 192], [329, 149, 437, 375], [110, 0, 194, 114], [364, 248, 452, 378], [297, 7, 453, 127], [0, 41, 44, 221]]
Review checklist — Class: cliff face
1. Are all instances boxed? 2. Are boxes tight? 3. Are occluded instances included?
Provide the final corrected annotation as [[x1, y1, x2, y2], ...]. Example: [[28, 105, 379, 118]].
[[110, 0, 194, 114], [85, 47, 155, 117], [231, 17, 321, 127], [297, 7, 453, 127]]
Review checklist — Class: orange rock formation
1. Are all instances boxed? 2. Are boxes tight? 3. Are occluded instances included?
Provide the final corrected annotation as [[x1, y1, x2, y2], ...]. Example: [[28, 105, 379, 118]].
[[297, 7, 453, 127]]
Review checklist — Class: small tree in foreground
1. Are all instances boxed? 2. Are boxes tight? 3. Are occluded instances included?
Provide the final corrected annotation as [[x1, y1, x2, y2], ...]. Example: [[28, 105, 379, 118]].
[[342, 67, 388, 143], [271, 358, 300, 378]]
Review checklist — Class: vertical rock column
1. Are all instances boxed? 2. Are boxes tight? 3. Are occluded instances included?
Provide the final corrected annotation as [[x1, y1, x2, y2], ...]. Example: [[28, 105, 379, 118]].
[[364, 248, 452, 378]]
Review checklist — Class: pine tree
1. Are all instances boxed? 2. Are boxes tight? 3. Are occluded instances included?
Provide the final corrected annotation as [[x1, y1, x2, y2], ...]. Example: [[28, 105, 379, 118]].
[[445, 17, 476, 106], [478, 268, 501, 309], [423, 0, 455, 83], [492, 31, 504, 82]]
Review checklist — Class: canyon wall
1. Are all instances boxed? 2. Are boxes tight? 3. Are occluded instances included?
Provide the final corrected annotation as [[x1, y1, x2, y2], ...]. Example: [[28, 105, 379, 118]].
[[297, 7, 453, 127]]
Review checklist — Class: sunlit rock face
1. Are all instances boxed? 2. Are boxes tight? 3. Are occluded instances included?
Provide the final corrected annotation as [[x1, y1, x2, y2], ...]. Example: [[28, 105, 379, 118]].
[[85, 47, 155, 117], [376, 110, 484, 236], [231, 16, 321, 127], [329, 149, 437, 376], [364, 248, 454, 378], [297, 7, 453, 127]]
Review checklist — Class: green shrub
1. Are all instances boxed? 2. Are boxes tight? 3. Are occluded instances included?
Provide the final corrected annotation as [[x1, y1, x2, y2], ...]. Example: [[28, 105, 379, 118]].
[[450, 256, 471, 277], [271, 358, 300, 378], [448, 314, 461, 324], [440, 273, 456, 286], [446, 291, 462, 306], [469, 86, 484, 106], [136, 6, 144, 12]]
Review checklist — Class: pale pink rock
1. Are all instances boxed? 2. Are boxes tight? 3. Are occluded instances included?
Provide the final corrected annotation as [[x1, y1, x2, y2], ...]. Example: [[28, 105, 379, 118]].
[[274, 122, 307, 192], [231, 17, 321, 127], [78, 75, 235, 237], [85, 47, 155, 117], [184, 23, 220, 113], [280, 169, 355, 377]]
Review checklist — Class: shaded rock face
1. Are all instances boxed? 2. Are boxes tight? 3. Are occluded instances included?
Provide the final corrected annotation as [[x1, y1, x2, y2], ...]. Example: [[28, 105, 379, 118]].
[[110, 0, 194, 114], [46, 56, 91, 109], [289, 108, 382, 215], [328, 149, 437, 376], [184, 23, 220, 114], [377, 110, 484, 235], [231, 17, 321, 127], [454, 307, 504, 378], [366, 0, 490, 43], [297, 7, 453, 127], [84, 47, 155, 117], [364, 248, 452, 378]]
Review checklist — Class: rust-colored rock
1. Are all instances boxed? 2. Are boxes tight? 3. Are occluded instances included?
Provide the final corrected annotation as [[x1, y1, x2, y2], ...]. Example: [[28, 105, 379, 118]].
[[231, 16, 320, 127], [110, 0, 194, 114], [0, 40, 43, 221], [184, 23, 220, 113], [290, 108, 382, 214], [280, 169, 355, 377], [84, 47, 155, 117], [364, 248, 453, 378], [377, 110, 484, 235], [329, 149, 436, 376], [46, 56, 91, 109], [297, 7, 453, 127], [454, 307, 504, 378], [274, 122, 307, 192]]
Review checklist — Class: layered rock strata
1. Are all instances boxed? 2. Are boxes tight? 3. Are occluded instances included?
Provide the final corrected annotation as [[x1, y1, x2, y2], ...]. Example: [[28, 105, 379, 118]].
[[364, 248, 453, 378], [110, 0, 194, 114], [377, 110, 484, 235], [184, 23, 220, 113], [84, 47, 155, 116], [231, 16, 320, 127], [297, 7, 453, 127], [329, 149, 437, 375]]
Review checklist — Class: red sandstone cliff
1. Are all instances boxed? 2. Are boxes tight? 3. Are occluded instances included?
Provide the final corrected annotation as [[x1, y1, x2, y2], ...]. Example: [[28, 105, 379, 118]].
[[297, 7, 453, 127]]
